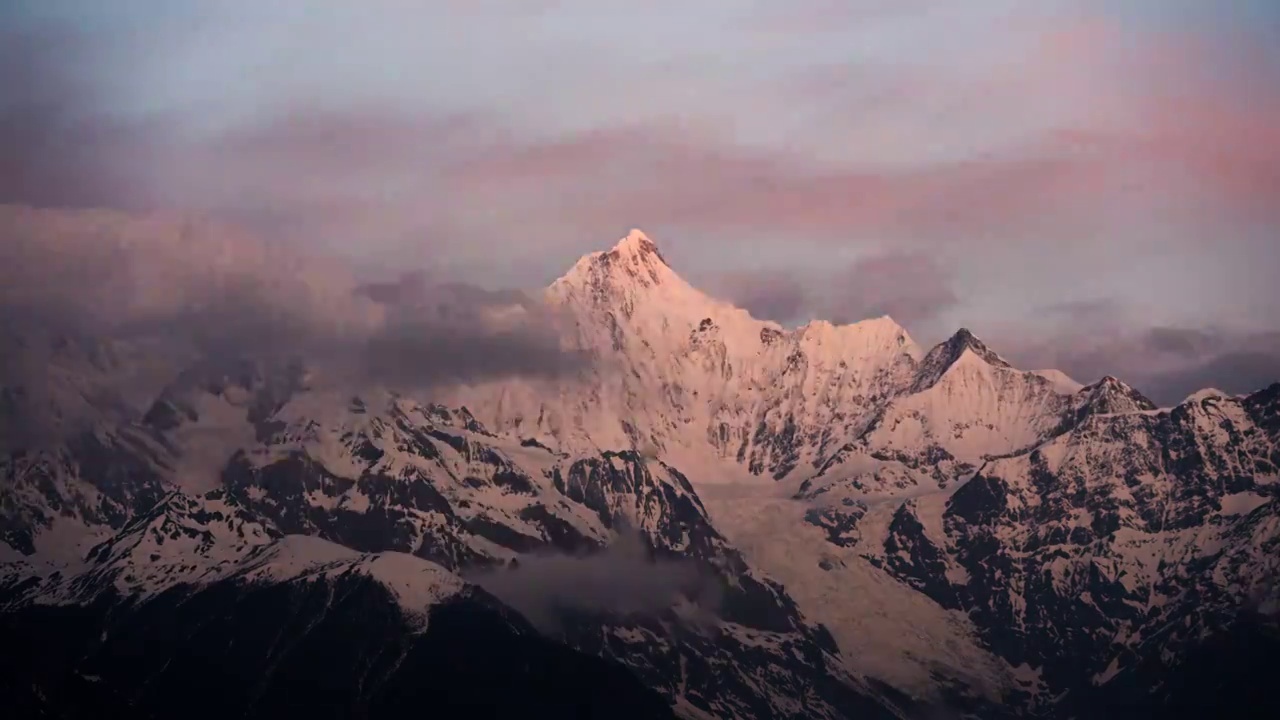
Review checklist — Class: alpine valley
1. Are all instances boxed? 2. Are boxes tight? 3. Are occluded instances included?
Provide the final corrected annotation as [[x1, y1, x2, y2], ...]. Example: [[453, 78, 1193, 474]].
[[2, 211, 1278, 719]]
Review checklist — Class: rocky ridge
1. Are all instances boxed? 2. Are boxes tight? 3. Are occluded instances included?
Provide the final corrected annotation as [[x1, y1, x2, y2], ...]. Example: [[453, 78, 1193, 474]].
[[2, 225, 1277, 719]]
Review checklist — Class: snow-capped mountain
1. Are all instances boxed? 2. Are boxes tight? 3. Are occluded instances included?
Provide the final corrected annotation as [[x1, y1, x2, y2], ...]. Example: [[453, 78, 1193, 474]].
[[2, 223, 1277, 719], [446, 230, 923, 479], [1, 354, 910, 719]]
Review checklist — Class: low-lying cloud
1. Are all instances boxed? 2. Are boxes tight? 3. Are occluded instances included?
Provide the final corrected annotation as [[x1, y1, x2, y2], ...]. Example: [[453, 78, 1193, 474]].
[[465, 530, 722, 633], [0, 205, 585, 448], [721, 250, 958, 334], [995, 301, 1280, 405]]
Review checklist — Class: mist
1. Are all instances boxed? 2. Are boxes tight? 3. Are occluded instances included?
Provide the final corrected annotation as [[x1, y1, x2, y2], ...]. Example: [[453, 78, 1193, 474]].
[[464, 530, 723, 633], [0, 205, 586, 449]]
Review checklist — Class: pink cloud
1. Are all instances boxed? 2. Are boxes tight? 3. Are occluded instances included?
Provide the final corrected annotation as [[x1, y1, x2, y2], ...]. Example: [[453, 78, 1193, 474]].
[[433, 13, 1279, 250], [14, 6, 1272, 295]]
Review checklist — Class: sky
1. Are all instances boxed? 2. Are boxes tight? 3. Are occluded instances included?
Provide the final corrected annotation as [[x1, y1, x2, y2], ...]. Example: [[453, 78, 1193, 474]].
[[2, 0, 1278, 403]]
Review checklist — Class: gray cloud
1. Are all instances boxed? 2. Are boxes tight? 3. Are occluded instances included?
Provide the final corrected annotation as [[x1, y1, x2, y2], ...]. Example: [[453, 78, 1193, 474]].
[[164, 109, 489, 266], [720, 251, 958, 330], [1142, 326, 1217, 358], [1038, 298, 1120, 326], [353, 277, 587, 388], [829, 251, 957, 327], [997, 307, 1280, 406], [0, 23, 162, 210], [465, 530, 721, 633], [0, 205, 585, 449], [719, 270, 808, 325], [1140, 351, 1280, 405]]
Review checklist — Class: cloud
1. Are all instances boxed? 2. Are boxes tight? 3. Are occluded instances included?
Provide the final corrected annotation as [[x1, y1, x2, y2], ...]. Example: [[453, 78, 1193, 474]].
[[1142, 327, 1218, 358], [0, 205, 585, 448], [2, 3, 1277, 399], [828, 251, 957, 326], [12, 5, 1277, 251], [719, 251, 957, 330], [1140, 350, 1280, 405], [0, 23, 163, 210], [354, 279, 587, 388], [464, 530, 721, 633], [422, 13, 1280, 252], [995, 303, 1280, 405], [162, 109, 489, 254], [719, 270, 808, 325]]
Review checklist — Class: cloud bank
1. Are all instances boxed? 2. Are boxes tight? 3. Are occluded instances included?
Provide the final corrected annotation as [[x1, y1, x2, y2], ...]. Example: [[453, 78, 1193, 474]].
[[998, 305, 1280, 406], [0, 205, 584, 447]]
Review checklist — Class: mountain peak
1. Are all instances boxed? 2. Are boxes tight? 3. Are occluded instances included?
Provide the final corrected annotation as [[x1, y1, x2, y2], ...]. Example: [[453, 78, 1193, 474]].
[[608, 228, 667, 266], [1078, 375, 1158, 414], [552, 229, 677, 297], [909, 327, 1012, 393], [944, 328, 1007, 362]]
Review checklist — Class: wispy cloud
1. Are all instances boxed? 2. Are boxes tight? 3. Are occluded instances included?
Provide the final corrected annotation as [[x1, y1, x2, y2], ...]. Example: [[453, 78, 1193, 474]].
[[465, 530, 721, 633]]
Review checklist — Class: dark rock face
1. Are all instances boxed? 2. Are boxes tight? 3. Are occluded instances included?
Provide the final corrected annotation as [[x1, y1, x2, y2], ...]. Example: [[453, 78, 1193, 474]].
[[910, 327, 1012, 393], [221, 450, 489, 569], [546, 450, 897, 719], [803, 504, 867, 548], [212, 400, 603, 572], [1, 426, 171, 556], [1094, 612, 1280, 720], [853, 385, 1280, 716], [0, 575, 678, 720]]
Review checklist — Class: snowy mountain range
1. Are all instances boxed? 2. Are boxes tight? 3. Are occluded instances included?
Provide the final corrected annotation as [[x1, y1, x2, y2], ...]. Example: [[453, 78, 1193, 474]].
[[2, 219, 1277, 719]]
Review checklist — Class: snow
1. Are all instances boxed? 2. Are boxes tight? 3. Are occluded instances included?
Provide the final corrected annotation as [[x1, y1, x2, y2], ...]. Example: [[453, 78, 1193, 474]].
[[451, 230, 933, 484], [354, 551, 466, 613], [1219, 492, 1271, 517], [211, 535, 466, 620], [1033, 369, 1084, 395], [1183, 387, 1228, 404], [865, 352, 1071, 463], [704, 489, 1015, 701], [239, 534, 362, 575]]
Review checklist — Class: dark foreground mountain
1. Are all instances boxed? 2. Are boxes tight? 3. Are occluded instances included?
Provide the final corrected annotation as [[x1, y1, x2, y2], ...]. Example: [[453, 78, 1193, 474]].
[[0, 564, 678, 720]]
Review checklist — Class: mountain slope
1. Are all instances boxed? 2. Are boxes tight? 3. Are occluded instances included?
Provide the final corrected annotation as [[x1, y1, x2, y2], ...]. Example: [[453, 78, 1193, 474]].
[[447, 230, 924, 482], [2, 222, 1277, 719], [810, 383, 1280, 713], [444, 231, 1279, 715], [2, 361, 907, 719]]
